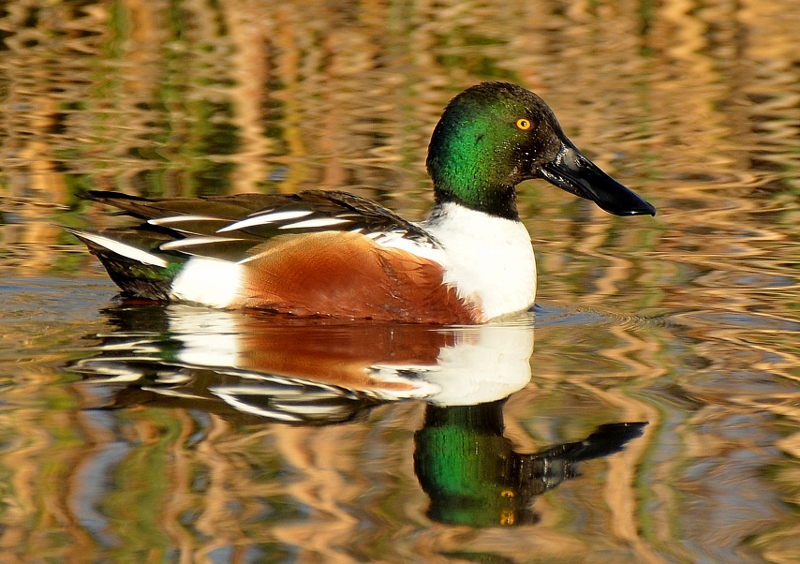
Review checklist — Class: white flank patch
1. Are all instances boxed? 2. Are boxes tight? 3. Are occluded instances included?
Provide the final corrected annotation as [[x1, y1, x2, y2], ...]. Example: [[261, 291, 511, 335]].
[[217, 209, 312, 232], [278, 217, 351, 229], [419, 203, 536, 320], [76, 231, 168, 267], [170, 257, 243, 308], [148, 215, 218, 226], [161, 236, 244, 251]]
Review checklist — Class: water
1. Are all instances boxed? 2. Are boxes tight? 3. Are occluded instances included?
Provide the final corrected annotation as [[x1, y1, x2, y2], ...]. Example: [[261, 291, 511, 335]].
[[1, 0, 800, 562]]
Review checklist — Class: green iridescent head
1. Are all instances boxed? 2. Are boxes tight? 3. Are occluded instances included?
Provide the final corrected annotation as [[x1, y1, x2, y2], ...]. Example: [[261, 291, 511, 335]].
[[426, 82, 656, 221]]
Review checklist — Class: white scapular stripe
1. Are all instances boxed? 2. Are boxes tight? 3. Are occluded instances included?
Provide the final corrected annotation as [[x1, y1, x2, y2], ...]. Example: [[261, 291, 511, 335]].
[[76, 232, 168, 267], [161, 236, 244, 251], [278, 217, 351, 229], [372, 231, 444, 262], [217, 210, 313, 232], [148, 215, 218, 226]]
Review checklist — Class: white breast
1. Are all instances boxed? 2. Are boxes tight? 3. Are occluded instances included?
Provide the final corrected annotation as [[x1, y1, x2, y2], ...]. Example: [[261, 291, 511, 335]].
[[419, 203, 536, 321]]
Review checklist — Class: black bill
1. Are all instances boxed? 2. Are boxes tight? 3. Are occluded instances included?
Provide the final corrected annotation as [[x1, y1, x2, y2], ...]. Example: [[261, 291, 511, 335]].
[[539, 142, 656, 216]]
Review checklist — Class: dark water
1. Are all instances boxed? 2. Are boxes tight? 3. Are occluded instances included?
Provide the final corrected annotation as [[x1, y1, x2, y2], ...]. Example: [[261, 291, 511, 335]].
[[2, 1, 800, 562]]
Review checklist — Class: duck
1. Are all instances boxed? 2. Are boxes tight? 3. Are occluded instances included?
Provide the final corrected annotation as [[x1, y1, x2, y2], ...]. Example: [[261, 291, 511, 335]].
[[69, 82, 655, 324]]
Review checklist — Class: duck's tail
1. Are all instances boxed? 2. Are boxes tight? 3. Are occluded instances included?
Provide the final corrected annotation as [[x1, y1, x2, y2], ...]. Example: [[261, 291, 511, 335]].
[[66, 227, 184, 300]]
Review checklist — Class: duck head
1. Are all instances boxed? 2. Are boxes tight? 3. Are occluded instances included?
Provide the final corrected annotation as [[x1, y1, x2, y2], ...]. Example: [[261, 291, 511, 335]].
[[426, 82, 656, 220]]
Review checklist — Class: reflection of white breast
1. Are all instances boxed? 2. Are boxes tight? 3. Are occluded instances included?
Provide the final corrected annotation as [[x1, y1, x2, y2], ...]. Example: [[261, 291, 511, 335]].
[[369, 321, 534, 406], [420, 203, 537, 321], [421, 323, 534, 406]]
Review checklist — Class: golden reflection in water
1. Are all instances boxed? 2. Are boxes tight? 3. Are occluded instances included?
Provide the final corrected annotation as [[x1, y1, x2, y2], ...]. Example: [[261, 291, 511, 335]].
[[0, 0, 800, 561], [0, 302, 655, 561]]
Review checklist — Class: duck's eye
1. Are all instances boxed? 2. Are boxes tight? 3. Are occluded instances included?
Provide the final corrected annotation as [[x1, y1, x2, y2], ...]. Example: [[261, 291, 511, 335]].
[[516, 118, 532, 131]]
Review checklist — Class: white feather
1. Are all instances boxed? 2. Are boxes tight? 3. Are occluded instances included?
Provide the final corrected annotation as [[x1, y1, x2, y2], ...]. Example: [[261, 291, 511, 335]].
[[168, 306, 241, 366], [148, 215, 219, 226], [422, 323, 534, 406], [278, 217, 351, 229], [217, 210, 312, 232], [161, 236, 245, 250], [76, 232, 168, 267], [372, 232, 443, 262], [367, 322, 534, 405], [210, 390, 302, 421]]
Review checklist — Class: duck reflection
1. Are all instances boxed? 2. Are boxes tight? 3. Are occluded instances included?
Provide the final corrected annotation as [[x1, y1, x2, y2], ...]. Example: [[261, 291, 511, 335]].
[[69, 304, 646, 528], [71, 304, 535, 421]]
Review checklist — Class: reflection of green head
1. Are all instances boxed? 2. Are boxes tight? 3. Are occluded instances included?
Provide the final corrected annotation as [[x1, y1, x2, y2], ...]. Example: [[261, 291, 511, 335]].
[[426, 82, 564, 221], [413, 401, 539, 527], [414, 402, 648, 528]]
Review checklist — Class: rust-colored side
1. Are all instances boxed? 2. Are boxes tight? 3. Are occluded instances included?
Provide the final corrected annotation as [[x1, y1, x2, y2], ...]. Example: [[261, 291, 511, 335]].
[[237, 231, 481, 324]]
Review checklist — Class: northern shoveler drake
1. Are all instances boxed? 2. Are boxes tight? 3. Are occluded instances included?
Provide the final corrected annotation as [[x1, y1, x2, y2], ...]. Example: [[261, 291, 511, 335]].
[[69, 82, 655, 324]]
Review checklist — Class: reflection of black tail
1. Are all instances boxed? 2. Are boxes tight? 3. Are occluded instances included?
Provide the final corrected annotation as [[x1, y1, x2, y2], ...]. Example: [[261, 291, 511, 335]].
[[531, 422, 647, 462]]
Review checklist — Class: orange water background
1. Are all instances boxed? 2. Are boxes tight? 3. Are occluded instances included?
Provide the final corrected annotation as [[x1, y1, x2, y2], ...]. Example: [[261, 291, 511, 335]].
[[1, 1, 800, 561]]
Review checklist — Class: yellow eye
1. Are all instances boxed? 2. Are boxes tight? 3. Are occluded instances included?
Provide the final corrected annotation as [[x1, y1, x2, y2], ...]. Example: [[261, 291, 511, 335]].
[[516, 118, 532, 130]]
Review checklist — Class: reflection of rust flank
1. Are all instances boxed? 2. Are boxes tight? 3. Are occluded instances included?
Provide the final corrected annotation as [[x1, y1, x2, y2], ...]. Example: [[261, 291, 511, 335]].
[[234, 316, 457, 390]]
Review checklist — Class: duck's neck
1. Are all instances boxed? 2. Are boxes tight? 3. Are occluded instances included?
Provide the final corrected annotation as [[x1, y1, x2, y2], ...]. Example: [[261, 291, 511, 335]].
[[433, 182, 520, 222]]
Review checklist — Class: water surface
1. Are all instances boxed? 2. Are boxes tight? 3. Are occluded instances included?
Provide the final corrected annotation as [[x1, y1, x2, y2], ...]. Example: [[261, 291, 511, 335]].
[[1, 1, 800, 562]]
